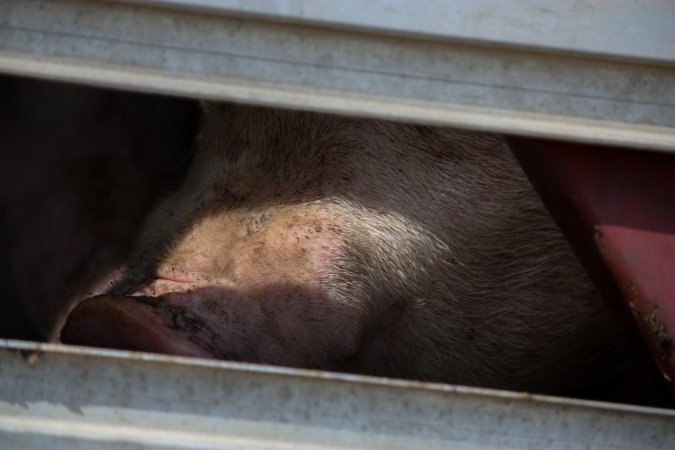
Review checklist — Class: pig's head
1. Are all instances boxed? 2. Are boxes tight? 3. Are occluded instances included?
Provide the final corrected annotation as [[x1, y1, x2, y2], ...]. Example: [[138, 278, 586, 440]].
[[61, 104, 634, 393]]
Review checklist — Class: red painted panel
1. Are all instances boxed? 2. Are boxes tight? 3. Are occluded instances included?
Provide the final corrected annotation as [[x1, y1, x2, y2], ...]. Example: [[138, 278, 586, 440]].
[[509, 138, 675, 397]]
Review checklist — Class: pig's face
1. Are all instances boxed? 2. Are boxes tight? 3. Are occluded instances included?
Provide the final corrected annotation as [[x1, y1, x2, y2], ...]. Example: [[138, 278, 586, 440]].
[[62, 104, 633, 393]]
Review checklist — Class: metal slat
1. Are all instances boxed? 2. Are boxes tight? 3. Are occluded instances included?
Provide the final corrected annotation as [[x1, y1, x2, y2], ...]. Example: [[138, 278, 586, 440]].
[[1, 339, 675, 449], [129, 0, 675, 64], [1, 0, 674, 151]]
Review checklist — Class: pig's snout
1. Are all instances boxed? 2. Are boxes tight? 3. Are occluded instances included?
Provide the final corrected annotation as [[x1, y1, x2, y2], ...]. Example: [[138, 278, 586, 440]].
[[61, 278, 366, 370], [61, 294, 215, 359], [60, 205, 367, 369]]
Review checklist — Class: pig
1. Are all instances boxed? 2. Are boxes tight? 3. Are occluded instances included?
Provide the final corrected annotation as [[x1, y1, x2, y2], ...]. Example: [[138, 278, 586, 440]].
[[60, 102, 642, 396]]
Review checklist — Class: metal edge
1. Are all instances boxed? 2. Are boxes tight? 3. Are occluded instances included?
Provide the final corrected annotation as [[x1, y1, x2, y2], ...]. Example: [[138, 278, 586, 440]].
[[3, 338, 675, 418], [117, 0, 675, 66], [1, 53, 674, 153]]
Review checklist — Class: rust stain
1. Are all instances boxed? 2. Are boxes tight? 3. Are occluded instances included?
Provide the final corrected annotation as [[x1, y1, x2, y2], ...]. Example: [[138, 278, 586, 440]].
[[643, 305, 673, 361], [626, 299, 640, 318], [19, 349, 42, 366]]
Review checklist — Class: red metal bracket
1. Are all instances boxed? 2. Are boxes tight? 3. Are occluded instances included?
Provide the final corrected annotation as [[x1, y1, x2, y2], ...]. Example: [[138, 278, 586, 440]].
[[509, 138, 675, 398]]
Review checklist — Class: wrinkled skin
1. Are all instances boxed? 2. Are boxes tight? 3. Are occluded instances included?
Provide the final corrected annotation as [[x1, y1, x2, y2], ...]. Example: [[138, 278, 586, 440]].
[[59, 102, 640, 395]]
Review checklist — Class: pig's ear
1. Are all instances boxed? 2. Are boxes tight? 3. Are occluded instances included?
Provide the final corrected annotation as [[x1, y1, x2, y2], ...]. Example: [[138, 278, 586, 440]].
[[60, 295, 214, 359]]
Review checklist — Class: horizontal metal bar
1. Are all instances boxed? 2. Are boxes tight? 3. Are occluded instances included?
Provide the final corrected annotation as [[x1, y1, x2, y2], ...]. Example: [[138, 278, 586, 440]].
[[127, 0, 675, 64], [1, 339, 674, 449], [1, 0, 674, 152]]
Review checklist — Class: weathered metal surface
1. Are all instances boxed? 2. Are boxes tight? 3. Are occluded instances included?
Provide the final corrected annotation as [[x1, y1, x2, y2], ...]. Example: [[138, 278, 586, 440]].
[[1, 339, 674, 449], [510, 139, 675, 397], [1, 0, 675, 151], [129, 0, 675, 64]]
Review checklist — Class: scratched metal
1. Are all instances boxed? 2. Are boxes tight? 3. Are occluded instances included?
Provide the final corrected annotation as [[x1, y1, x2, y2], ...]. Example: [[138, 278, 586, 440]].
[[1, 339, 674, 449], [130, 0, 675, 64], [0, 0, 674, 151]]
